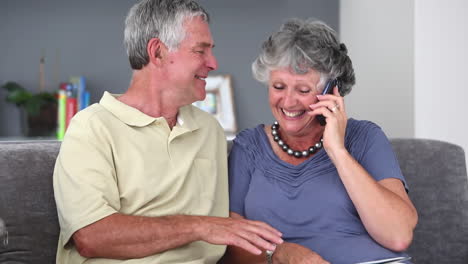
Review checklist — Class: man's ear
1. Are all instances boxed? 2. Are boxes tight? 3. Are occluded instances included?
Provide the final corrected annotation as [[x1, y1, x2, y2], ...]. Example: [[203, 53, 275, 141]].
[[147, 38, 167, 65]]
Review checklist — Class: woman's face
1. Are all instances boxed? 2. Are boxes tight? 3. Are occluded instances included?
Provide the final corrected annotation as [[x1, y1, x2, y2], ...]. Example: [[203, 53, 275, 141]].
[[268, 68, 322, 138]]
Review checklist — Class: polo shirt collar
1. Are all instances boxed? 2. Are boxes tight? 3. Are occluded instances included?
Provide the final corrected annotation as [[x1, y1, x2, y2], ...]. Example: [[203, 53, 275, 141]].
[[176, 105, 199, 132], [99, 91, 199, 132], [99, 92, 158, 127]]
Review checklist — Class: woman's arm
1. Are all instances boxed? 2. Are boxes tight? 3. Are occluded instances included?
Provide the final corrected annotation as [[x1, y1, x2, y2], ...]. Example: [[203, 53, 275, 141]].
[[310, 88, 418, 252], [330, 150, 417, 251]]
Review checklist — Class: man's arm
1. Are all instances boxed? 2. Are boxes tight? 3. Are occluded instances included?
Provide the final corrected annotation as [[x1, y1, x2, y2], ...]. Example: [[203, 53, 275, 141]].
[[219, 212, 329, 264], [73, 213, 282, 259]]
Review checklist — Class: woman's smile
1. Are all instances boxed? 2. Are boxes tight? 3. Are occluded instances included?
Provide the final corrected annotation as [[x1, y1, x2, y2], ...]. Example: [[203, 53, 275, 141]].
[[281, 108, 306, 118]]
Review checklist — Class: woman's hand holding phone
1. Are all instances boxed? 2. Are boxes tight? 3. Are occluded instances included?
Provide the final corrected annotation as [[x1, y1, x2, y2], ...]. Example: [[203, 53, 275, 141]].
[[316, 79, 338, 126], [308, 84, 347, 160]]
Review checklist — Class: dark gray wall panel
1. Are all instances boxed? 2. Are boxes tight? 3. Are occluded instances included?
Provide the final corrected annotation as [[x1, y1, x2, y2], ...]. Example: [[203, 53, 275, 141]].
[[0, 0, 338, 136]]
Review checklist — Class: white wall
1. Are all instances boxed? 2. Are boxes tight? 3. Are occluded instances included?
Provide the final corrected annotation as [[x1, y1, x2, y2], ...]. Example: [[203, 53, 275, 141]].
[[341, 0, 468, 168], [414, 0, 468, 165], [340, 0, 414, 138]]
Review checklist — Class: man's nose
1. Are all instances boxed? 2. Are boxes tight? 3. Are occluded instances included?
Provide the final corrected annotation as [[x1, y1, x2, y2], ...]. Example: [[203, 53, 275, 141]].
[[207, 53, 218, 71]]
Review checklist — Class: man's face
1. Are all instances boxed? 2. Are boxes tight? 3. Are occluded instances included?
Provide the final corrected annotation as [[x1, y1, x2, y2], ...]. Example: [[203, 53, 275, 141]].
[[161, 16, 218, 106]]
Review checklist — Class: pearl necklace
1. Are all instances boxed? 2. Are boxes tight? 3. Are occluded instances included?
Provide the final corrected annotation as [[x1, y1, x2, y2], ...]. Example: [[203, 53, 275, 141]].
[[271, 121, 323, 158]]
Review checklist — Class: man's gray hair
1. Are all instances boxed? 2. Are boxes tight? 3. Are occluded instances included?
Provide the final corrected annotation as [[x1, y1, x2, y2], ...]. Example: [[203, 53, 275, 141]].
[[252, 18, 355, 95], [124, 0, 210, 70]]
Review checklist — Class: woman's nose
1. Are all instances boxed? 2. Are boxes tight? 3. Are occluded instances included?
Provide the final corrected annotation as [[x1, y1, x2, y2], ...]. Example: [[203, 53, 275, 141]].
[[283, 91, 297, 108]]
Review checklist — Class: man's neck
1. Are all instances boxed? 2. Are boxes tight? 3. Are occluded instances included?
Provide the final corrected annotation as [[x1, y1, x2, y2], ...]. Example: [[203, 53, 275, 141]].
[[118, 70, 182, 129]]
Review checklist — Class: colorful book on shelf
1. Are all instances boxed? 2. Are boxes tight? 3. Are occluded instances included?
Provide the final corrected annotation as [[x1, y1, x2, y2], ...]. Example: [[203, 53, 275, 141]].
[[57, 90, 66, 140], [78, 76, 88, 110], [56, 76, 90, 140], [82, 90, 90, 109], [65, 84, 77, 129], [69, 76, 88, 110]]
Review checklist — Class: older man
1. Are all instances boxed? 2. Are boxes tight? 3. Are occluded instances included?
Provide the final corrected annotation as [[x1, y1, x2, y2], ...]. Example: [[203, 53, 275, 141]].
[[53, 0, 282, 263]]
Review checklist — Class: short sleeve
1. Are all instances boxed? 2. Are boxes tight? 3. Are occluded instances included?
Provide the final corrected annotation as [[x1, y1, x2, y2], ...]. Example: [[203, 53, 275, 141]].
[[228, 142, 253, 216], [53, 113, 120, 247], [358, 125, 409, 191]]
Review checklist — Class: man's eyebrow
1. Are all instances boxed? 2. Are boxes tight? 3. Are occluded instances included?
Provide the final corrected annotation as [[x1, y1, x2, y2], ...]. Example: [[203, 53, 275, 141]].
[[196, 42, 215, 48]]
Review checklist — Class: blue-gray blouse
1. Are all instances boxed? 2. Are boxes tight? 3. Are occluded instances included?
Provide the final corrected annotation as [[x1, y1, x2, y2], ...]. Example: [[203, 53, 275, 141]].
[[228, 119, 411, 264]]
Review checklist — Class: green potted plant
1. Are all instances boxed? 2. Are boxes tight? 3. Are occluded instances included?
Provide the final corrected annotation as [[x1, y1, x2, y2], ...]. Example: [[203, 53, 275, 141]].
[[2, 81, 57, 137]]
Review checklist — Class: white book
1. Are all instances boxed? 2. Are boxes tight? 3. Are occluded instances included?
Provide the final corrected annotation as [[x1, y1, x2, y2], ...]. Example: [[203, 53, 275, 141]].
[[355, 256, 411, 264]]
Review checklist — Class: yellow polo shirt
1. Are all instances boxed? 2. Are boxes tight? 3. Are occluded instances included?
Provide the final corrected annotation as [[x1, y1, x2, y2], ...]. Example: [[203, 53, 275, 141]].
[[53, 92, 228, 264]]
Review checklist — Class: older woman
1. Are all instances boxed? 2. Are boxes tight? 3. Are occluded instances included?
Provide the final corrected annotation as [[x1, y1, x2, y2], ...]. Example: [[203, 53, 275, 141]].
[[220, 19, 418, 264]]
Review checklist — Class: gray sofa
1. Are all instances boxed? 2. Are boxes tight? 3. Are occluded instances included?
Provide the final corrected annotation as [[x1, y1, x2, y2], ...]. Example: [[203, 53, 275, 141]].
[[1, 139, 467, 264]]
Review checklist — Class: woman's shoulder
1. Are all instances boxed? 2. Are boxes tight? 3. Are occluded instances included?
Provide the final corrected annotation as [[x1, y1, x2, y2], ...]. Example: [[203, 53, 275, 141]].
[[345, 118, 389, 149], [345, 118, 391, 155], [346, 118, 384, 139], [233, 124, 266, 149]]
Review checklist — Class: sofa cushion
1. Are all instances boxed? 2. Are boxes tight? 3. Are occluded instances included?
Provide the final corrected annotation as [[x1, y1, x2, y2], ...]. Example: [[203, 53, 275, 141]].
[[391, 138, 468, 264], [0, 141, 61, 264], [1, 138, 467, 264]]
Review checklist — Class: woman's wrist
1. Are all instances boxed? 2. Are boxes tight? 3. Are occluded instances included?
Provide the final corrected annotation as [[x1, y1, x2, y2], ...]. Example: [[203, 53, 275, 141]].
[[326, 145, 349, 163]]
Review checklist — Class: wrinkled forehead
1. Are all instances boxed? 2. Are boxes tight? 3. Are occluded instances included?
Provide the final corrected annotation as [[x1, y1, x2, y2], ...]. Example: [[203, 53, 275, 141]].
[[269, 67, 329, 91], [271, 67, 322, 81], [181, 16, 214, 45]]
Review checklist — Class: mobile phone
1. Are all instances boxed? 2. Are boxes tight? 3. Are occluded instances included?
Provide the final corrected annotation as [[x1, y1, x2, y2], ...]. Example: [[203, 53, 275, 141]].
[[316, 79, 338, 126]]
